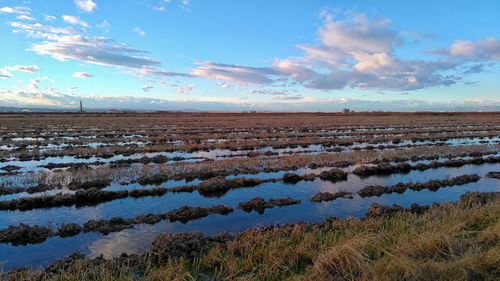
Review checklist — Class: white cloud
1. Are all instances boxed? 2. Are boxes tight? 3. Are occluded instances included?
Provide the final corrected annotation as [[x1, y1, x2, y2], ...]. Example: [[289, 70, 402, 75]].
[[9, 22, 79, 39], [142, 85, 153, 92], [62, 15, 90, 27], [97, 20, 110, 32], [153, 7, 165, 11], [44, 15, 57, 22], [75, 0, 97, 13], [2, 88, 499, 112], [273, 95, 304, 101], [30, 35, 161, 68], [8, 20, 190, 82], [72, 72, 92, 78], [431, 37, 500, 60], [318, 13, 399, 54], [216, 82, 231, 89], [0, 65, 40, 79], [5, 7, 498, 97], [0, 6, 31, 15], [176, 83, 196, 94], [193, 11, 469, 92], [351, 52, 396, 73], [16, 15, 35, 21], [5, 65, 41, 73], [192, 62, 278, 85], [134, 66, 191, 78], [0, 70, 12, 79], [133, 27, 145, 36], [273, 12, 457, 91], [27, 79, 40, 92], [247, 89, 289, 96]]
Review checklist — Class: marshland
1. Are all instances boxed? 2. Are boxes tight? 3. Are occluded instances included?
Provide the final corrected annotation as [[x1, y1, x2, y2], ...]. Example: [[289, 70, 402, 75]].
[[0, 111, 499, 280]]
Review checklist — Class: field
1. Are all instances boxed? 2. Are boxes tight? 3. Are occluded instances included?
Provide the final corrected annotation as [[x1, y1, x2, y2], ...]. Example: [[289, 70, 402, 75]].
[[0, 112, 499, 280]]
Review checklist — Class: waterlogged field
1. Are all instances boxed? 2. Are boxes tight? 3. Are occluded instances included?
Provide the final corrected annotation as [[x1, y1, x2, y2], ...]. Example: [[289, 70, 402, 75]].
[[0, 112, 499, 273]]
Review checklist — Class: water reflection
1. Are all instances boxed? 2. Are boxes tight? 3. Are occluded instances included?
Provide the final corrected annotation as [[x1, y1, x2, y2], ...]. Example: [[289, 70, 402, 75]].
[[0, 163, 499, 271]]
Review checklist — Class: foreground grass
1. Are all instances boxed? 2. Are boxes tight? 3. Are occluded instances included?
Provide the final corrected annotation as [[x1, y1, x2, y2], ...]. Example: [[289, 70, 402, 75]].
[[5, 198, 499, 281]]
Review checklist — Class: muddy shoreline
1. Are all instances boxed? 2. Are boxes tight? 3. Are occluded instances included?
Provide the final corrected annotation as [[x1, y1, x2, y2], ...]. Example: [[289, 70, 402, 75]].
[[5, 190, 497, 276]]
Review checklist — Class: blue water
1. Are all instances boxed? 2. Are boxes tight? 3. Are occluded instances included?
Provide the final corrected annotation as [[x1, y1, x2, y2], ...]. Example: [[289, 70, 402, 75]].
[[0, 162, 499, 271]]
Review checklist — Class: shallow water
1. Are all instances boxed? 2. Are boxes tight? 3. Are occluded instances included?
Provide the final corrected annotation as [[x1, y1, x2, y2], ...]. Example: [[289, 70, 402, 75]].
[[0, 162, 499, 271], [2, 136, 498, 174]]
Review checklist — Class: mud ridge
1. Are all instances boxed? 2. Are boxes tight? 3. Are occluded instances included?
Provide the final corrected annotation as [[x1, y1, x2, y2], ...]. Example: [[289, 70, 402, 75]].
[[486, 171, 500, 179], [354, 156, 500, 178], [237, 197, 301, 214], [357, 174, 481, 197], [0, 205, 234, 245], [0, 177, 268, 211], [310, 191, 353, 202]]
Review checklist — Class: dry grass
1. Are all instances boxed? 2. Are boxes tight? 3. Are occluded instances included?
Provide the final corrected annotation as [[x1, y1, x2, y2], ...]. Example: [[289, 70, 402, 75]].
[[3, 196, 498, 281]]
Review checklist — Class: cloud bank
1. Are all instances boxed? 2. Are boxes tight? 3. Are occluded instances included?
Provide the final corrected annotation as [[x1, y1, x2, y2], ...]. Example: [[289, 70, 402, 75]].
[[1, 88, 499, 112], [191, 12, 499, 93]]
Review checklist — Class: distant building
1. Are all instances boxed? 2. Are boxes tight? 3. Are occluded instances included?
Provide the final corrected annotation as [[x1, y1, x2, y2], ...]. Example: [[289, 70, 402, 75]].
[[342, 109, 350, 114], [80, 100, 83, 112]]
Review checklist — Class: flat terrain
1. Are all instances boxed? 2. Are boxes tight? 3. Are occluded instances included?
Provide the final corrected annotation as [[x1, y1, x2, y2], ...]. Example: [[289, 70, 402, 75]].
[[0, 112, 499, 280]]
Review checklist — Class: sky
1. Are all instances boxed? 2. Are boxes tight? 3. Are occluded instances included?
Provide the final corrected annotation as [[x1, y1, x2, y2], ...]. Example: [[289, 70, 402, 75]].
[[0, 0, 499, 111]]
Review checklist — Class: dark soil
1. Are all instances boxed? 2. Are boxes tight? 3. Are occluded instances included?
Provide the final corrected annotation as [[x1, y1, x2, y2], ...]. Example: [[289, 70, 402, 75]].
[[237, 197, 301, 214], [459, 191, 500, 206], [365, 203, 429, 218], [84, 217, 133, 235], [148, 231, 233, 263], [67, 179, 111, 191], [195, 176, 262, 197], [353, 162, 411, 177], [0, 177, 266, 211], [310, 191, 353, 202], [0, 186, 25, 196], [56, 223, 83, 237], [354, 156, 500, 178], [318, 168, 348, 182], [0, 165, 21, 172], [282, 173, 302, 184], [357, 174, 481, 197], [167, 205, 234, 223], [486, 171, 500, 179], [0, 188, 128, 211], [0, 223, 53, 246]]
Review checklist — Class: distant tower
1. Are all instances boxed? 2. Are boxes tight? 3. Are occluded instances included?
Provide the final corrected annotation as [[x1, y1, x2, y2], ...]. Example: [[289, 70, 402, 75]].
[[80, 100, 83, 112]]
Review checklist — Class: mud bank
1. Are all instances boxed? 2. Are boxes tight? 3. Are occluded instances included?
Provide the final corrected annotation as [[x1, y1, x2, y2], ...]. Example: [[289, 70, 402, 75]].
[[237, 197, 301, 214], [357, 174, 481, 197], [310, 191, 354, 202]]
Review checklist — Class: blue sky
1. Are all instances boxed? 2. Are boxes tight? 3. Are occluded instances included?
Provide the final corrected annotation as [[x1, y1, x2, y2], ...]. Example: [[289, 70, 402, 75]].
[[0, 0, 499, 111]]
